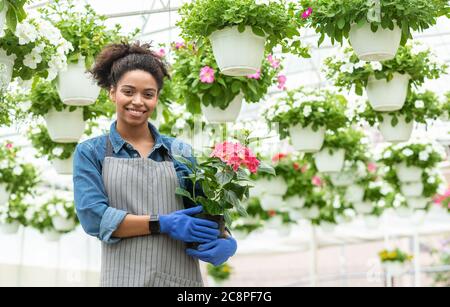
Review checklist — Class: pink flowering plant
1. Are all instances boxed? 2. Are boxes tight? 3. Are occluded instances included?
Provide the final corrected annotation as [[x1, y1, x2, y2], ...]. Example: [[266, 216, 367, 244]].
[[175, 140, 275, 224], [171, 42, 283, 114]]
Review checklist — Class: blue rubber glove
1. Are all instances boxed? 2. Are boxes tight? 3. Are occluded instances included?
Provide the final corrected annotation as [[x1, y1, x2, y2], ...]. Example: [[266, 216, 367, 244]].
[[186, 236, 237, 266], [160, 206, 220, 243]]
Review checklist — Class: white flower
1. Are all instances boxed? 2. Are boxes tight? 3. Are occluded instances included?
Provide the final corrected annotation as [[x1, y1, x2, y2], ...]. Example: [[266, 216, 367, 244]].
[[255, 0, 271, 5], [341, 63, 355, 74], [12, 166, 22, 176], [52, 147, 64, 157], [415, 100, 425, 109], [15, 21, 38, 45], [23, 52, 42, 69], [427, 176, 436, 184], [354, 61, 366, 69], [370, 62, 383, 71], [317, 107, 325, 113], [402, 148, 414, 157], [383, 150, 392, 159], [303, 105, 312, 117], [419, 151, 429, 161]]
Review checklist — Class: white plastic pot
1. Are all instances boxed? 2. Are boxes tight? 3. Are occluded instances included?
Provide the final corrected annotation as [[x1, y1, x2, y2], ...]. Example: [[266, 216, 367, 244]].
[[366, 73, 410, 112], [300, 207, 320, 220], [400, 182, 424, 197], [285, 196, 305, 209], [43, 229, 61, 242], [0, 183, 10, 206], [0, 48, 16, 90], [383, 262, 406, 277], [266, 215, 283, 229], [395, 206, 414, 218], [345, 185, 365, 204], [0, 221, 20, 234], [320, 222, 336, 233], [259, 194, 284, 211], [209, 26, 266, 77], [330, 171, 354, 187], [256, 177, 288, 196], [277, 225, 292, 237], [52, 216, 76, 232], [202, 93, 243, 123], [379, 114, 414, 143], [289, 124, 325, 153], [51, 156, 74, 175], [57, 60, 101, 106], [364, 215, 380, 230], [349, 21, 401, 62], [353, 202, 373, 215], [314, 148, 345, 173], [395, 163, 423, 183], [406, 197, 429, 210], [44, 108, 86, 143], [0, 6, 7, 33]]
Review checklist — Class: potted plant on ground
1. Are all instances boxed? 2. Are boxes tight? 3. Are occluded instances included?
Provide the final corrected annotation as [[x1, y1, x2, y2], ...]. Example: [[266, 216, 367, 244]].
[[263, 87, 348, 153], [358, 90, 442, 143], [324, 44, 446, 112], [207, 262, 232, 286], [379, 248, 413, 277], [300, 0, 449, 61], [178, 0, 309, 76]]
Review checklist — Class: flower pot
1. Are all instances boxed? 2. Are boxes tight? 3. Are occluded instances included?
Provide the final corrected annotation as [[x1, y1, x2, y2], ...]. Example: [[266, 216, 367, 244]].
[[0, 183, 10, 206], [202, 93, 243, 123], [285, 196, 305, 209], [314, 148, 345, 173], [320, 222, 336, 233], [289, 124, 325, 153], [0, 48, 16, 90], [57, 60, 101, 106], [260, 194, 284, 211], [300, 207, 320, 220], [277, 224, 292, 236], [363, 215, 380, 230], [43, 229, 61, 242], [366, 73, 410, 112], [348, 21, 401, 61], [344, 185, 365, 203], [186, 214, 226, 250], [353, 202, 373, 215], [0, 221, 20, 234], [256, 177, 288, 196], [51, 156, 74, 175], [329, 171, 354, 187], [379, 114, 414, 143], [0, 6, 7, 33], [395, 163, 423, 183], [288, 209, 303, 221], [406, 197, 429, 210], [52, 216, 76, 232], [382, 262, 406, 277], [209, 26, 266, 77], [400, 182, 424, 197], [395, 206, 414, 218], [44, 108, 86, 143]]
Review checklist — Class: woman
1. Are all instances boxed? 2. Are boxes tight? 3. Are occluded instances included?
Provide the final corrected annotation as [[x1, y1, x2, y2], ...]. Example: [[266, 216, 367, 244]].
[[73, 42, 237, 287]]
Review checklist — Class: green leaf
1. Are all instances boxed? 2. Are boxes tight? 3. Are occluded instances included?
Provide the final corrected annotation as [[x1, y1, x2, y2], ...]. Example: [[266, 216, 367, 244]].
[[337, 17, 346, 30], [173, 155, 193, 169], [258, 161, 276, 175], [251, 26, 265, 37], [175, 187, 194, 201], [215, 170, 234, 186]]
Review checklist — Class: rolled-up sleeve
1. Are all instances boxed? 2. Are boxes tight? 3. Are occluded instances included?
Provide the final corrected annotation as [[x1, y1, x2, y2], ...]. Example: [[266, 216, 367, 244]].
[[73, 141, 127, 244]]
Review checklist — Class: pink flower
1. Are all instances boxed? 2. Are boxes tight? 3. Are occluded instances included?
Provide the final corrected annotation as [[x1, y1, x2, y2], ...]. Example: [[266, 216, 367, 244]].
[[367, 162, 377, 173], [277, 74, 287, 90], [174, 42, 185, 50], [211, 141, 260, 173], [268, 210, 277, 217], [301, 164, 308, 174], [155, 48, 166, 58], [5, 143, 13, 149], [302, 7, 313, 19], [312, 176, 323, 187], [267, 54, 281, 69], [247, 69, 261, 80], [272, 153, 287, 163], [200, 66, 215, 84], [293, 162, 300, 171]]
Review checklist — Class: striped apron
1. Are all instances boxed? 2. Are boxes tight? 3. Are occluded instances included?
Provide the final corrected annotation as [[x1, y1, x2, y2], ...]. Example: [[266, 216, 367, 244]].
[[100, 137, 203, 287]]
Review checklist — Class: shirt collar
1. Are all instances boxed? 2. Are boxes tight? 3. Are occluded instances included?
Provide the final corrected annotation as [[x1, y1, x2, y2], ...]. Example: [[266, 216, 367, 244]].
[[109, 121, 168, 154]]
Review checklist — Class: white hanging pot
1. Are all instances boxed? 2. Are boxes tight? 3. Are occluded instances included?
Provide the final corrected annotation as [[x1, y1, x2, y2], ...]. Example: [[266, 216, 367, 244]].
[[379, 114, 414, 143], [266, 215, 283, 229], [289, 124, 325, 153], [0, 183, 10, 206], [285, 196, 305, 209], [395, 206, 414, 218], [320, 222, 336, 233], [330, 171, 355, 187], [382, 262, 405, 277], [348, 21, 401, 62], [353, 202, 373, 215], [43, 229, 61, 242], [363, 215, 380, 230], [57, 60, 101, 106], [256, 177, 288, 196], [300, 207, 320, 220], [345, 184, 365, 204], [52, 216, 76, 232], [0, 48, 16, 90], [400, 182, 424, 197], [277, 224, 292, 236], [0, 221, 20, 234], [314, 148, 345, 173], [209, 26, 266, 77], [51, 155, 74, 175], [260, 194, 284, 211], [395, 163, 423, 183], [288, 209, 303, 221], [44, 108, 86, 143], [366, 73, 410, 112], [202, 93, 243, 123], [0, 6, 7, 33], [406, 197, 429, 210]]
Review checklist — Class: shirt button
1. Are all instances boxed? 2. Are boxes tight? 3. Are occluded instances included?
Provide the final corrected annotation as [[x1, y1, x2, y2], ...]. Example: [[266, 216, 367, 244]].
[[133, 153, 138, 158]]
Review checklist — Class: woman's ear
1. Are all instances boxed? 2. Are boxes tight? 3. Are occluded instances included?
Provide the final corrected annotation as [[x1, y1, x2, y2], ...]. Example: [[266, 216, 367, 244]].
[[109, 86, 116, 103]]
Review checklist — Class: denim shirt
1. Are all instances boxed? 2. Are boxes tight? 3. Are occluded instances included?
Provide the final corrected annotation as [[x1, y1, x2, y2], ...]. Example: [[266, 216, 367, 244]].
[[73, 121, 199, 244]]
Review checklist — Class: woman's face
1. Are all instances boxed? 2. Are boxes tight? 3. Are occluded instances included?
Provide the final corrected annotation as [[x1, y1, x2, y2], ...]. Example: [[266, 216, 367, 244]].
[[109, 69, 158, 127]]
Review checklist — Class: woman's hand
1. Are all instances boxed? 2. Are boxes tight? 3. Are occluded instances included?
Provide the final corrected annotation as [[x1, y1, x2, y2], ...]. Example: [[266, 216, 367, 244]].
[[186, 237, 238, 266]]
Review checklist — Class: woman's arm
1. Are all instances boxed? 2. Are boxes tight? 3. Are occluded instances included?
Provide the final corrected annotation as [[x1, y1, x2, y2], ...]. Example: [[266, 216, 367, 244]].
[[112, 215, 150, 238]]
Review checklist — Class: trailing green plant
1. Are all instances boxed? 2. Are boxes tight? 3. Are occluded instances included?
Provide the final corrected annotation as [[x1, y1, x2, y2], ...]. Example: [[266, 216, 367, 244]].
[[0, 0, 28, 32], [0, 194, 28, 226], [315, 128, 368, 162], [28, 125, 77, 161], [380, 142, 444, 169]]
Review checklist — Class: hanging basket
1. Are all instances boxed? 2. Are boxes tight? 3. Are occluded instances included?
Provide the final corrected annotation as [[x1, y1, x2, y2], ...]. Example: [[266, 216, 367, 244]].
[[0, 183, 10, 206], [299, 207, 320, 220], [363, 215, 380, 230], [320, 222, 336, 233], [314, 148, 345, 173], [395, 206, 414, 218], [255, 177, 288, 197], [353, 202, 373, 215], [382, 262, 406, 277], [366, 73, 410, 112], [0, 48, 16, 90], [0, 221, 20, 234], [348, 21, 401, 62], [289, 124, 325, 153], [379, 114, 414, 143], [400, 182, 424, 197], [209, 26, 266, 77], [51, 156, 74, 175], [344, 184, 365, 203], [329, 171, 354, 187], [285, 196, 305, 209], [44, 108, 86, 143], [259, 194, 284, 211], [395, 162, 423, 183], [57, 60, 101, 106], [52, 216, 76, 232], [43, 229, 61, 242], [406, 197, 429, 210], [202, 93, 243, 123]]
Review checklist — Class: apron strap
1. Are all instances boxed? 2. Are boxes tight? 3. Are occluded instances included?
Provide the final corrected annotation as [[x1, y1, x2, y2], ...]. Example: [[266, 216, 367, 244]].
[[106, 135, 114, 157]]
